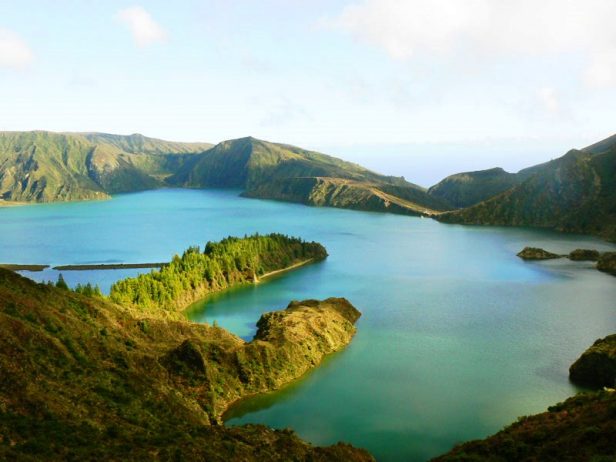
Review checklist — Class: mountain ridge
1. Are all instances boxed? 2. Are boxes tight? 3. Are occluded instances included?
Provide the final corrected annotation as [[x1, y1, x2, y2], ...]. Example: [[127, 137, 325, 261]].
[[434, 133, 616, 241], [0, 131, 448, 216]]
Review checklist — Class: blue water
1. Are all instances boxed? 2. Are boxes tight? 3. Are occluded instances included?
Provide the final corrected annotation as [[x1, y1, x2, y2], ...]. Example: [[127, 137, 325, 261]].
[[1, 189, 615, 461]]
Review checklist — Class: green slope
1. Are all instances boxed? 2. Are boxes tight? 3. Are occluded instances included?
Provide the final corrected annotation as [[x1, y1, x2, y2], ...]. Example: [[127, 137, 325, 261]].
[[0, 131, 211, 202], [1, 131, 447, 216], [437, 133, 616, 241], [0, 263, 372, 460], [428, 167, 521, 208], [170, 136, 450, 215]]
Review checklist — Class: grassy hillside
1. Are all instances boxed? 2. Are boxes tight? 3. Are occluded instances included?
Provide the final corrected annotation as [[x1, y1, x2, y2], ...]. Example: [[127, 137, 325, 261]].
[[0, 267, 372, 461], [0, 131, 109, 202], [428, 167, 521, 208], [437, 133, 616, 241], [170, 137, 449, 214], [244, 176, 449, 216], [0, 131, 210, 202], [1, 131, 449, 216]]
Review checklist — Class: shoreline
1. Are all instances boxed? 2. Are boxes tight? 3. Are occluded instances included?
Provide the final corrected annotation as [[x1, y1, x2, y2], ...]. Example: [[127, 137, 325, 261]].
[[0, 264, 49, 272], [256, 258, 314, 282], [53, 262, 167, 271], [183, 258, 319, 314]]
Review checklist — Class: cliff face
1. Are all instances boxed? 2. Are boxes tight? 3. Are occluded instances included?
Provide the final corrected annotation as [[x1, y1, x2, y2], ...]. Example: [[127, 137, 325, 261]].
[[0, 269, 371, 461], [569, 334, 616, 388]]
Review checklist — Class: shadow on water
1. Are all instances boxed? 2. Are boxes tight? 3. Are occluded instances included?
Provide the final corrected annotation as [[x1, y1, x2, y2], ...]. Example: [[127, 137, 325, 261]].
[[223, 347, 349, 423]]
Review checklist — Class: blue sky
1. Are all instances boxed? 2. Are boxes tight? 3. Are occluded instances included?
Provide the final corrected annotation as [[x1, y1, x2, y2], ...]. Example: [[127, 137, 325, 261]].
[[1, 0, 615, 185]]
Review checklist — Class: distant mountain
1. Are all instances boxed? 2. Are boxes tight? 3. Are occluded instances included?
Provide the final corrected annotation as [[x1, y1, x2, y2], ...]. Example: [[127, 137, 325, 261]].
[[0, 132, 449, 215], [428, 167, 521, 208], [169, 137, 450, 215], [437, 134, 616, 241], [0, 131, 211, 202]]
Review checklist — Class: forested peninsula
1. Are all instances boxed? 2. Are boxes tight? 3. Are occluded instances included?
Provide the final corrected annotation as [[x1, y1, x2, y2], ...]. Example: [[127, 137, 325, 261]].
[[109, 233, 327, 311]]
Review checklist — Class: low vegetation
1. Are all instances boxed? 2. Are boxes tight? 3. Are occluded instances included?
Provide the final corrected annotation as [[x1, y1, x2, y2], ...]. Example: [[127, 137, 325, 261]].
[[0, 266, 371, 461]]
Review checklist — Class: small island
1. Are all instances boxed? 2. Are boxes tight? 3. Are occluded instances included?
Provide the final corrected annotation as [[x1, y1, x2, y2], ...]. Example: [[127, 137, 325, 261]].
[[517, 247, 616, 277], [516, 247, 563, 260]]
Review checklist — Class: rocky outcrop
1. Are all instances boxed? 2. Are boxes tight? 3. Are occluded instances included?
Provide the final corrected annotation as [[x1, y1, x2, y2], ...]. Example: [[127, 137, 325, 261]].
[[597, 252, 616, 276], [517, 247, 562, 260], [569, 249, 601, 261], [569, 334, 616, 388]]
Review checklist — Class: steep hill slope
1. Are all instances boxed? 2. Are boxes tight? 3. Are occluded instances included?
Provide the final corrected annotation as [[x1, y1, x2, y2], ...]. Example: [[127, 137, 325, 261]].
[[0, 131, 211, 202], [438, 133, 616, 241], [428, 167, 521, 208], [0, 268, 372, 461], [1, 131, 449, 216], [170, 137, 450, 215]]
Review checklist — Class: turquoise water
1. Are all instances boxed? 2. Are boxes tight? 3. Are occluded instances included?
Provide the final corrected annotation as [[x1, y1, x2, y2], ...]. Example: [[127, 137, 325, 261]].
[[1, 189, 615, 461]]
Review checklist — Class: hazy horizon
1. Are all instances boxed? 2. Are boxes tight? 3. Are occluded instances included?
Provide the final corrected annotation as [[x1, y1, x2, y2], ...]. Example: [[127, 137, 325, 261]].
[[2, 1, 615, 180]]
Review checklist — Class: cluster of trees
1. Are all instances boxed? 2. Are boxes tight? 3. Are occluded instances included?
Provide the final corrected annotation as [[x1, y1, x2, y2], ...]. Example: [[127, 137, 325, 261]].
[[108, 233, 327, 311], [49, 274, 103, 298]]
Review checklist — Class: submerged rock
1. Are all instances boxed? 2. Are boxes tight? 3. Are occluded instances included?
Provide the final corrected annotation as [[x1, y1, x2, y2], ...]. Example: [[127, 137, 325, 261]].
[[569, 249, 601, 261], [597, 252, 616, 276], [569, 334, 616, 388], [517, 247, 562, 260]]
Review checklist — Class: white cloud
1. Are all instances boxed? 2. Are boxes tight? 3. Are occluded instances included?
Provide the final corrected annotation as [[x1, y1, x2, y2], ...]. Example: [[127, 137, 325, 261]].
[[117, 6, 167, 47], [0, 29, 33, 69], [537, 87, 559, 113], [325, 0, 616, 86], [584, 51, 616, 88]]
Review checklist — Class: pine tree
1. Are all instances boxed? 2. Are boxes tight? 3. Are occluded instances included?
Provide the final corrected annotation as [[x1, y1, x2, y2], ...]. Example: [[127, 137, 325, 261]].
[[55, 274, 69, 290]]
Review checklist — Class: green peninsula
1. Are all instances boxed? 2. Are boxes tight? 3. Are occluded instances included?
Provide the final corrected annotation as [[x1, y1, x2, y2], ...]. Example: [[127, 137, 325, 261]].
[[0, 268, 371, 460], [109, 233, 327, 311]]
